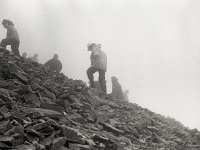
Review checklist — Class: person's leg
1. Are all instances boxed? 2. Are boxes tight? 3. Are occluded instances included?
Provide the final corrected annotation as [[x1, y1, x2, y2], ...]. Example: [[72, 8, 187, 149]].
[[11, 40, 20, 56], [87, 67, 98, 88], [98, 69, 107, 92], [0, 39, 10, 48]]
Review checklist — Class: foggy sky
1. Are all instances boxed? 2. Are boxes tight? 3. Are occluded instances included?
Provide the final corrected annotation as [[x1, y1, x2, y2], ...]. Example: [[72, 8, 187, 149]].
[[0, 0, 200, 130]]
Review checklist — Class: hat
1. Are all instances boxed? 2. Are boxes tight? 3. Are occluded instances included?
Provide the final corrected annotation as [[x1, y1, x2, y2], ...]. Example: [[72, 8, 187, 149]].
[[87, 43, 96, 51]]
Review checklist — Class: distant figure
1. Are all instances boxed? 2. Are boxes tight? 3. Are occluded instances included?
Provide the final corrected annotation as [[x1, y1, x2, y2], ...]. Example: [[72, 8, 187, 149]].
[[123, 90, 129, 102], [43, 54, 62, 74], [111, 76, 124, 101], [28, 53, 39, 63], [0, 19, 20, 56], [22, 52, 27, 59], [87, 43, 107, 92]]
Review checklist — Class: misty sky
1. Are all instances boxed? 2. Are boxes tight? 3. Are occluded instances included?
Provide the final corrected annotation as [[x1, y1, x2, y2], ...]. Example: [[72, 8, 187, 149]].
[[0, 0, 200, 130]]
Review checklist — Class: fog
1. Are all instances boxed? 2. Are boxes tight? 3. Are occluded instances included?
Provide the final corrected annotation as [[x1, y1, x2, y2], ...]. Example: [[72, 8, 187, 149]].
[[0, 0, 200, 130]]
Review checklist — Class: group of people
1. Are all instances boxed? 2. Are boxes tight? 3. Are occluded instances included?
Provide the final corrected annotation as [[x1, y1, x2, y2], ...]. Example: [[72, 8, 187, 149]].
[[0, 19, 129, 101]]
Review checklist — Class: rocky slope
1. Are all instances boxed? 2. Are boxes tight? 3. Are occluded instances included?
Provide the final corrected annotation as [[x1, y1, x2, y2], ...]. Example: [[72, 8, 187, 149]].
[[0, 48, 200, 150]]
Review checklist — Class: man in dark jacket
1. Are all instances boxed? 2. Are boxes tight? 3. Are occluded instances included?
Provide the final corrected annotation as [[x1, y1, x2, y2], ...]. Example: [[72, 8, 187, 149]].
[[0, 19, 20, 56], [43, 54, 62, 74]]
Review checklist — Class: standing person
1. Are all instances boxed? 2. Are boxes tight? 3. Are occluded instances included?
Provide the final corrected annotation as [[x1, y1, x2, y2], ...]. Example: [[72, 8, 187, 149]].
[[87, 43, 107, 93], [43, 54, 62, 74], [0, 19, 20, 56]]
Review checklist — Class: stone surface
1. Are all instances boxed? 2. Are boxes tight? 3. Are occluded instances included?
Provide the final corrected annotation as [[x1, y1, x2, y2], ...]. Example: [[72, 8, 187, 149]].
[[0, 49, 198, 150]]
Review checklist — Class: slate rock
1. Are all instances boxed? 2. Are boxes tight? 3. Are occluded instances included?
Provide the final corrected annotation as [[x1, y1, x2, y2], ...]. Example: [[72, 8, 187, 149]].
[[61, 125, 85, 143], [69, 143, 91, 150], [99, 122, 125, 135], [67, 113, 87, 124], [51, 137, 66, 150], [24, 94, 40, 107], [29, 108, 62, 119], [16, 144, 35, 150]]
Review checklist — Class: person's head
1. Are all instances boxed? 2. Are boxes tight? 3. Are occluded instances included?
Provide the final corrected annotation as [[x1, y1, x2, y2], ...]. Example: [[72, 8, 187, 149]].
[[111, 76, 118, 83], [2, 19, 14, 28], [53, 54, 58, 59], [87, 43, 96, 51], [22, 52, 27, 58]]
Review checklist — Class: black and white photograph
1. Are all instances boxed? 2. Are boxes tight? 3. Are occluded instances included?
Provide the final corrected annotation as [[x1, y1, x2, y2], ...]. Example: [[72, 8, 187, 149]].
[[0, 0, 200, 149]]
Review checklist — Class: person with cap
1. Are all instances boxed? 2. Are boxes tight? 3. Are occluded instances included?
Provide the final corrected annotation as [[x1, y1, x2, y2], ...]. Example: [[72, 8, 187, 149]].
[[87, 43, 107, 92], [0, 19, 20, 56], [43, 54, 62, 74]]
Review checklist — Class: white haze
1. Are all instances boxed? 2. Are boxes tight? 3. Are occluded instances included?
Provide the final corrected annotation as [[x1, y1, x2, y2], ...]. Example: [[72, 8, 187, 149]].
[[0, 0, 200, 130]]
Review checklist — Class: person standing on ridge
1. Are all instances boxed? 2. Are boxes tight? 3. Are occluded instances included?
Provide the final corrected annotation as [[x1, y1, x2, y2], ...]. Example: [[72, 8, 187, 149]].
[[0, 19, 20, 56], [87, 43, 107, 93], [43, 54, 62, 74]]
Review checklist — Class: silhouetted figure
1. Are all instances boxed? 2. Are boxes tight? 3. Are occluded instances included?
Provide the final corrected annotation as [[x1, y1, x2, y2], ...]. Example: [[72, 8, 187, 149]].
[[111, 76, 124, 101], [28, 53, 39, 63], [0, 19, 20, 56], [22, 52, 27, 59], [123, 90, 129, 102], [43, 54, 62, 74], [87, 43, 107, 92]]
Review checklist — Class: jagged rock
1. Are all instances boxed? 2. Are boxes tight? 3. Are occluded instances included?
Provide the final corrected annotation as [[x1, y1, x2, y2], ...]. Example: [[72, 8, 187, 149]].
[[29, 108, 63, 119], [40, 102, 65, 113], [16, 144, 35, 150], [0, 49, 198, 150], [99, 122, 125, 135], [95, 110, 109, 123], [4, 125, 24, 137], [0, 120, 10, 134], [26, 121, 51, 131], [33, 142, 46, 150], [69, 95, 84, 107], [67, 113, 87, 124], [0, 141, 10, 149], [147, 125, 159, 133], [61, 125, 85, 142], [51, 137, 66, 150], [0, 136, 14, 145], [69, 143, 91, 150], [24, 94, 40, 107], [12, 71, 28, 83]]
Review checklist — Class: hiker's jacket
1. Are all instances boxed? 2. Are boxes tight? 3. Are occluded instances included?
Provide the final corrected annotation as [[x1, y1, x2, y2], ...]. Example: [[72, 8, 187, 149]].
[[6, 25, 20, 42], [90, 49, 107, 71]]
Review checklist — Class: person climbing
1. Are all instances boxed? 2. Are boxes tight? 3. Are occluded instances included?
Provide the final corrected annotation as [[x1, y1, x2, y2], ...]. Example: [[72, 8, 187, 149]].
[[43, 54, 62, 74], [111, 76, 124, 101], [87, 43, 107, 93], [0, 19, 20, 56]]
